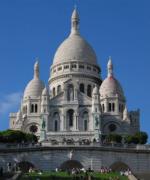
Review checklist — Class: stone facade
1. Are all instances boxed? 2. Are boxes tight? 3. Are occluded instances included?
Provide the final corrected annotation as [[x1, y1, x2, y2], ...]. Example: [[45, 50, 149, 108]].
[[9, 8, 140, 142]]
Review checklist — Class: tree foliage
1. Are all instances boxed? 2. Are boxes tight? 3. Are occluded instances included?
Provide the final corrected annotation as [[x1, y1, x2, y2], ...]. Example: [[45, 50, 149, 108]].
[[125, 131, 148, 144], [0, 129, 37, 143], [106, 134, 122, 143]]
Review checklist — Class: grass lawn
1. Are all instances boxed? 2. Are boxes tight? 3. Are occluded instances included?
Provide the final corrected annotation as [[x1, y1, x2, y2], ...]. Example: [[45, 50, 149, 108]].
[[20, 171, 128, 180]]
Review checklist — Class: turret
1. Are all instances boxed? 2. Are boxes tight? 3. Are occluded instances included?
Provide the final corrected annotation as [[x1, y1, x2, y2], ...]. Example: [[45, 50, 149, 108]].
[[70, 7, 80, 35], [41, 87, 50, 114], [100, 57, 126, 116], [123, 106, 128, 120], [92, 85, 101, 113]]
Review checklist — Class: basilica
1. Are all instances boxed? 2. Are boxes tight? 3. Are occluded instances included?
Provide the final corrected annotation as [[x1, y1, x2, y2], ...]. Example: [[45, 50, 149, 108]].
[[9, 9, 140, 142]]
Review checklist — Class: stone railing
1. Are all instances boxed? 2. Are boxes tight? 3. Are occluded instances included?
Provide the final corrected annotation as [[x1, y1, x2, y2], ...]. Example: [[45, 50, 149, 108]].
[[0, 142, 150, 151]]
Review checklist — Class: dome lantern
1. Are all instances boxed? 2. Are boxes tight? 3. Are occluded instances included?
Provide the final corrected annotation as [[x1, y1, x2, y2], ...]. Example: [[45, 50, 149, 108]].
[[34, 61, 39, 79], [107, 56, 113, 78], [70, 8, 80, 36]]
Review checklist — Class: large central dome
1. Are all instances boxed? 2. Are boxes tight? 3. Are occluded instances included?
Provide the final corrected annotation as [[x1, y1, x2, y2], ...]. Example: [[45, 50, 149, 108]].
[[53, 35, 97, 65], [53, 9, 98, 65]]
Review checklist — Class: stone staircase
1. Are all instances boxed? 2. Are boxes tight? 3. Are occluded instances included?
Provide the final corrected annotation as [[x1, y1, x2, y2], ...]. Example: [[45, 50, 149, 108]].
[[128, 175, 137, 180]]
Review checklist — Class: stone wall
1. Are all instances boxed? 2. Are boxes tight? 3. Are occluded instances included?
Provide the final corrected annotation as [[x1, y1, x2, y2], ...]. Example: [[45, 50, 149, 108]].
[[0, 146, 150, 174]]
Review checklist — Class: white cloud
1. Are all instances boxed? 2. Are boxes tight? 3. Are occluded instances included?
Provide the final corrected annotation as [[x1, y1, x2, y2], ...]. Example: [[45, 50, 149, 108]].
[[0, 92, 22, 114]]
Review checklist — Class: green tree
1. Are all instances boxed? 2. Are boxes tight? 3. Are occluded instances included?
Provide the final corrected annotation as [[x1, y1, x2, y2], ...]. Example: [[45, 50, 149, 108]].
[[0, 130, 37, 143], [125, 131, 148, 144], [106, 134, 122, 143]]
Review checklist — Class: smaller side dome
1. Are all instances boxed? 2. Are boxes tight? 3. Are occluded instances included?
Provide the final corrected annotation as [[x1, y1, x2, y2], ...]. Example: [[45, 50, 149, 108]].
[[42, 87, 49, 96], [23, 61, 45, 98], [100, 57, 125, 99]]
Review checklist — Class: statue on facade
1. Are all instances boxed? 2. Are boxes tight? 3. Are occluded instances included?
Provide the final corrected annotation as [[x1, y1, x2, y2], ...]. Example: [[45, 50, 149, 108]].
[[95, 116, 99, 127], [42, 117, 46, 129]]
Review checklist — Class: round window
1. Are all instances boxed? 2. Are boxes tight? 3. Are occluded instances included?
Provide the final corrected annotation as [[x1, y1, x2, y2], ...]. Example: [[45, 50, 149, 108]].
[[29, 125, 38, 133], [108, 124, 117, 132]]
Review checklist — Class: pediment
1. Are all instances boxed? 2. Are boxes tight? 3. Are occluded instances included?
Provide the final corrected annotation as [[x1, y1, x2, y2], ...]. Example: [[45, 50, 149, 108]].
[[50, 92, 64, 105], [78, 92, 92, 105]]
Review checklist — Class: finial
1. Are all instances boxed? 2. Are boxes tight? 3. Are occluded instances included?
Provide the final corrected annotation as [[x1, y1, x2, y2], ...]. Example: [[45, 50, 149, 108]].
[[107, 56, 113, 77], [70, 7, 80, 35], [34, 59, 39, 79]]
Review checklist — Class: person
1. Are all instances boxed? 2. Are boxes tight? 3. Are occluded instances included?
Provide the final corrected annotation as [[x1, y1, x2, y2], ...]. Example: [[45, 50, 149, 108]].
[[7, 162, 11, 172]]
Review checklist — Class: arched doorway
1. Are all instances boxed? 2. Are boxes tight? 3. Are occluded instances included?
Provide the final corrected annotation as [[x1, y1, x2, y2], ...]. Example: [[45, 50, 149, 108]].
[[17, 161, 35, 173], [110, 161, 130, 171], [60, 160, 83, 171]]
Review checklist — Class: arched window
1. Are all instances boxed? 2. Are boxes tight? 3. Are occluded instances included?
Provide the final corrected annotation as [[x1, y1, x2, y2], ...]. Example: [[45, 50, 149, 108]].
[[108, 124, 117, 132], [67, 109, 74, 127], [80, 83, 84, 93], [25, 106, 27, 113], [108, 103, 111, 112], [102, 104, 105, 112], [53, 112, 60, 131], [35, 104, 38, 113], [54, 120, 58, 132], [29, 125, 38, 133], [84, 120, 88, 131], [83, 112, 88, 131], [31, 104, 34, 113], [112, 103, 115, 112], [87, 85, 92, 97], [53, 87, 55, 97], [67, 84, 74, 101], [57, 85, 61, 94]]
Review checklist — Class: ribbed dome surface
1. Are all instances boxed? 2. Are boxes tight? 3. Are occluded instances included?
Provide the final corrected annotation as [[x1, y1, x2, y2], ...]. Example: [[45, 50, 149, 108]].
[[24, 78, 45, 98], [100, 76, 124, 98], [53, 34, 97, 65]]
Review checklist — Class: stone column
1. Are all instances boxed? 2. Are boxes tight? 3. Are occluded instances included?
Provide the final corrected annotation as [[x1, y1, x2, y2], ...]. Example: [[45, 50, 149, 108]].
[[116, 98, 119, 114], [76, 115, 79, 131], [63, 115, 66, 131], [104, 99, 108, 112], [27, 98, 31, 115]]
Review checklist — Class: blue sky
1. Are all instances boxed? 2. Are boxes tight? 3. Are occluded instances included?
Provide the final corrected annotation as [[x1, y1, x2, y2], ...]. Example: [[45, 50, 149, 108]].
[[0, 0, 150, 140]]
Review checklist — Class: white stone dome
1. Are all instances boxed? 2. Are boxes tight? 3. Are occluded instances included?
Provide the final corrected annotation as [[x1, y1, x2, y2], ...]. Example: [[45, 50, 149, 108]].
[[100, 58, 125, 99], [100, 76, 124, 98], [53, 9, 98, 66], [23, 61, 45, 98], [24, 78, 45, 98], [53, 34, 97, 65]]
